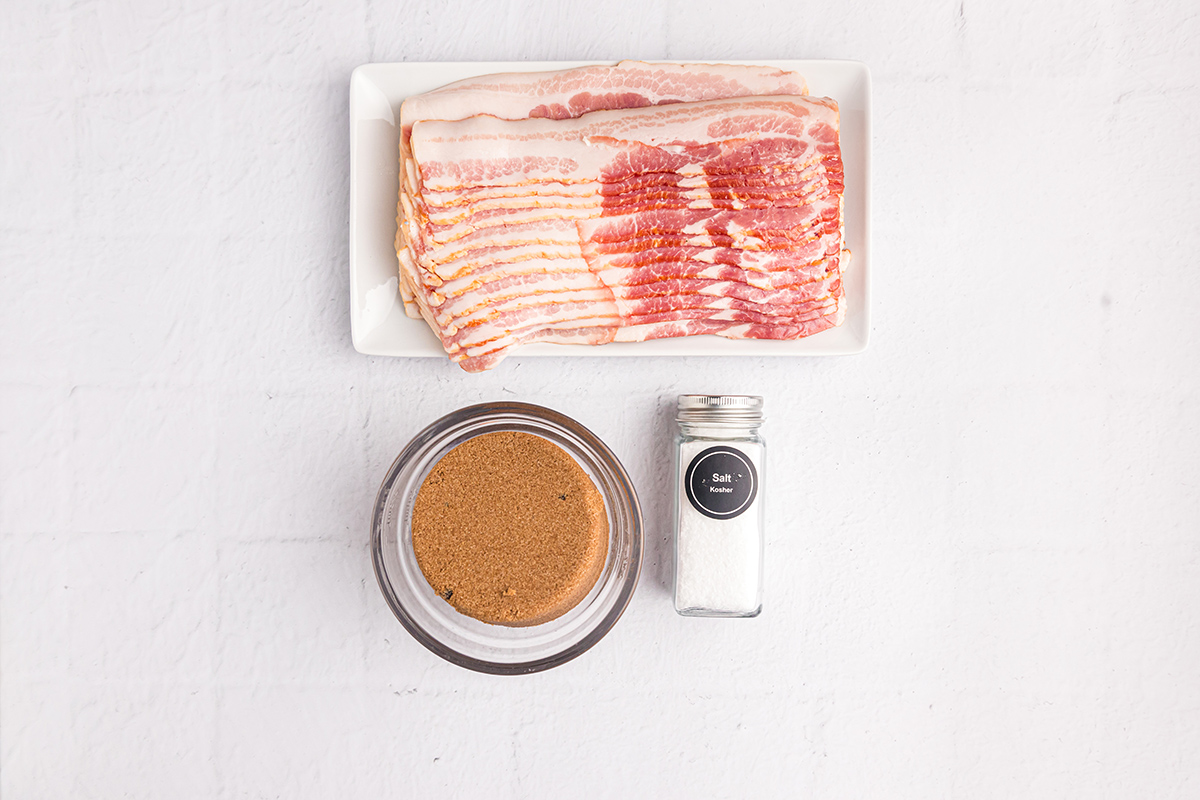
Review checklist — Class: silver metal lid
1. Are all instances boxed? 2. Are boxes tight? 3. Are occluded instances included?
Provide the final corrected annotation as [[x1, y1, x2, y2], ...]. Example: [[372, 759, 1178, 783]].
[[677, 394, 764, 423]]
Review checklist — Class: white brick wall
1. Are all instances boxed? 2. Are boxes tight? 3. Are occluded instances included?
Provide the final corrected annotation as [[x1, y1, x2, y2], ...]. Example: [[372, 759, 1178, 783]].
[[2, 0, 1198, 796]]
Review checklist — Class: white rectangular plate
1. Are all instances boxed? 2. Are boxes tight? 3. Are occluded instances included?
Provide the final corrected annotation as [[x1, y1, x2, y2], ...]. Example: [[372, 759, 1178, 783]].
[[349, 60, 871, 359]]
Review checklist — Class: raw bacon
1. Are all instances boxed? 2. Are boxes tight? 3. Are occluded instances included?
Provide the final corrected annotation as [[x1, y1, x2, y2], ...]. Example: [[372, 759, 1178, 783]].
[[395, 64, 847, 371], [394, 61, 813, 316]]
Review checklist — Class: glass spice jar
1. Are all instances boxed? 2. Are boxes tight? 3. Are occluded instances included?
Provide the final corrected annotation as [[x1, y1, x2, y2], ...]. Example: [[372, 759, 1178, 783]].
[[673, 395, 765, 617]]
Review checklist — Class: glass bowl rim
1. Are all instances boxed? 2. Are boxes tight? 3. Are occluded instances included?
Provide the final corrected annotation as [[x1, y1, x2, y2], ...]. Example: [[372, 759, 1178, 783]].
[[370, 401, 644, 675]]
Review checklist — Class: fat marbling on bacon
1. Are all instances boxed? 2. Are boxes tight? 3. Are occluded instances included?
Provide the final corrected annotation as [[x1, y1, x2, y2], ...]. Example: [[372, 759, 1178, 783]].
[[395, 61, 810, 316], [395, 63, 847, 372]]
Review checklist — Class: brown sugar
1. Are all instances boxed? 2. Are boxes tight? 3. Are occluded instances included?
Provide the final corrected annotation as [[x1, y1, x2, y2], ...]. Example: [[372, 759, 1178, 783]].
[[411, 431, 609, 627]]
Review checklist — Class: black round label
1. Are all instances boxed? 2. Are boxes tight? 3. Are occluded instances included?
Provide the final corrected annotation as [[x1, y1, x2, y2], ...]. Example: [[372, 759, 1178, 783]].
[[684, 446, 758, 520]]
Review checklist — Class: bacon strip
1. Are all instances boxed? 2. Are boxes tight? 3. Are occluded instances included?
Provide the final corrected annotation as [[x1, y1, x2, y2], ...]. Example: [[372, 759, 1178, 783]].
[[395, 67, 847, 371], [395, 62, 812, 317]]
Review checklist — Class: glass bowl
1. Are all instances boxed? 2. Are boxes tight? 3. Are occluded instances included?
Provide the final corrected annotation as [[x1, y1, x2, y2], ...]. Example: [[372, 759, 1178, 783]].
[[371, 402, 643, 674]]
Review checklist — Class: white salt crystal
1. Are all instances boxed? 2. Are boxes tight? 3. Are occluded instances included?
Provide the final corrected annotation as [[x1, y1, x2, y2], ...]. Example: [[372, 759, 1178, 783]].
[[674, 438, 763, 616]]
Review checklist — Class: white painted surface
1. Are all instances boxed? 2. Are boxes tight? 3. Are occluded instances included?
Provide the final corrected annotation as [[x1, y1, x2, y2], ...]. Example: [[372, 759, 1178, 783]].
[[2, 1, 1198, 797]]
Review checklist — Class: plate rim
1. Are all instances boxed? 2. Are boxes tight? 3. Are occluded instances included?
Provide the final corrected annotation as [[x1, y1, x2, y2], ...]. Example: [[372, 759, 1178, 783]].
[[349, 59, 871, 360]]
